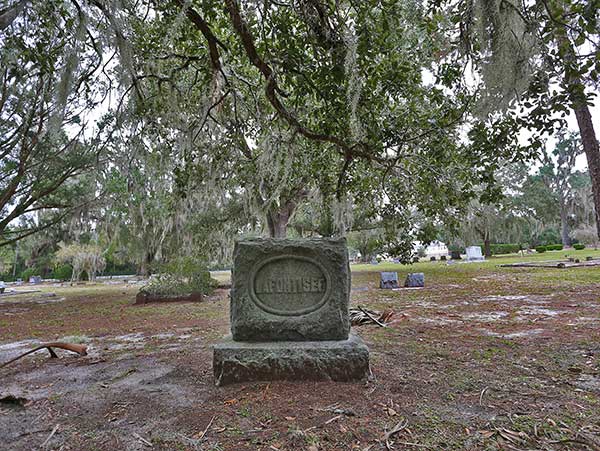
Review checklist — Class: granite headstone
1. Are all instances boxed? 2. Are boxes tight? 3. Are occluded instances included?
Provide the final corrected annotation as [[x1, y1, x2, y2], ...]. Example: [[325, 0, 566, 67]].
[[213, 237, 370, 386], [380, 272, 399, 289], [405, 273, 425, 288]]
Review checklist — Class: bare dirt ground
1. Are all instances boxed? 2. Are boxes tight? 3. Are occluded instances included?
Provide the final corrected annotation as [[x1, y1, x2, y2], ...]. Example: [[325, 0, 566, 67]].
[[1, 255, 600, 450]]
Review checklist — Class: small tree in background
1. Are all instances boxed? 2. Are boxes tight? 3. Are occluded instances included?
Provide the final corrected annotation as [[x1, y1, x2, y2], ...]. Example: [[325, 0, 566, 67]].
[[55, 243, 106, 282], [537, 132, 584, 246]]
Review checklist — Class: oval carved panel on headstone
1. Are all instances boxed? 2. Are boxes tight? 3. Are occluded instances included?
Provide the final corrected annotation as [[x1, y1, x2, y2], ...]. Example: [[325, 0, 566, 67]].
[[249, 255, 331, 316]]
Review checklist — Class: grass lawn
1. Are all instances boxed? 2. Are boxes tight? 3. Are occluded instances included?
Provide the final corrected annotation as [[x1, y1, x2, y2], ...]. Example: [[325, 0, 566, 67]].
[[1, 250, 599, 450]]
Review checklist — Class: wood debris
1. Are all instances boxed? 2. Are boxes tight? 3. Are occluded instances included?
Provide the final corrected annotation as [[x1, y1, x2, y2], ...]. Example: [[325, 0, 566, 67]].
[[1, 342, 88, 368], [350, 306, 394, 327]]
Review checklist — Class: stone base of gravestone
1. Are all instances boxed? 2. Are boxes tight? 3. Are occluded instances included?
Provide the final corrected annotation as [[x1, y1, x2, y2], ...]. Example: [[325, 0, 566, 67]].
[[213, 333, 369, 386], [405, 273, 424, 287]]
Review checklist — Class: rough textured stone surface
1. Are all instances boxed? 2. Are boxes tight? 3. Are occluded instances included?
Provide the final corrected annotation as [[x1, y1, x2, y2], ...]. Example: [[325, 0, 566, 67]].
[[213, 333, 369, 386], [380, 272, 399, 289], [230, 237, 350, 342], [405, 272, 424, 288]]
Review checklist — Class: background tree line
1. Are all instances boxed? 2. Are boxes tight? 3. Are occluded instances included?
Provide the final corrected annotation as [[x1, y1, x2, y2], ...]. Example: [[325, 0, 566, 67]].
[[0, 0, 598, 278]]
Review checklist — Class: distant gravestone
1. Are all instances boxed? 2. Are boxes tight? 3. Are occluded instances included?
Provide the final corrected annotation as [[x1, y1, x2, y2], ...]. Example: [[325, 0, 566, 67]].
[[370, 258, 379, 265], [466, 246, 484, 261], [405, 273, 424, 288], [450, 250, 461, 260], [213, 238, 369, 386], [29, 276, 42, 284], [380, 272, 399, 289]]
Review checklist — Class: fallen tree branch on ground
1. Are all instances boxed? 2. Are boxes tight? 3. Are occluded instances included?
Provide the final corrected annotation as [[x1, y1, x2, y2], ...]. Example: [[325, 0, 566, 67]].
[[0, 342, 88, 368], [350, 307, 394, 327]]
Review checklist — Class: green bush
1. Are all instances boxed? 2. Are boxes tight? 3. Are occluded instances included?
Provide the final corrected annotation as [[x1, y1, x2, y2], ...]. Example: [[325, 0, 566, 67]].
[[533, 228, 561, 247], [546, 244, 563, 251], [535, 246, 547, 253], [52, 264, 73, 281], [20, 268, 38, 281], [448, 245, 465, 254], [488, 243, 521, 255], [573, 243, 585, 250], [142, 256, 217, 296]]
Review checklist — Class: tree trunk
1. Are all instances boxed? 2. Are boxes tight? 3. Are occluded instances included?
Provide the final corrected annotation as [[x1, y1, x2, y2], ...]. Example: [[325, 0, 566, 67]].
[[483, 232, 491, 258], [266, 212, 289, 238], [551, 13, 600, 240], [138, 251, 153, 277], [559, 198, 571, 246], [573, 105, 600, 240], [266, 199, 299, 238], [139, 259, 148, 278]]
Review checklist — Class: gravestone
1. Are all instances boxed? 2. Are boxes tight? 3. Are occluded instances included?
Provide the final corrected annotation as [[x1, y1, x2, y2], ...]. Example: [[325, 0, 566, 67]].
[[29, 275, 42, 284], [213, 237, 370, 386], [465, 246, 484, 261], [380, 272, 399, 289], [405, 273, 424, 288]]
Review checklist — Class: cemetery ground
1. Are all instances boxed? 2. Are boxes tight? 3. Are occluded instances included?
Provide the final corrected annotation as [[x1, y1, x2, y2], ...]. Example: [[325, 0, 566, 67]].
[[1, 251, 600, 451]]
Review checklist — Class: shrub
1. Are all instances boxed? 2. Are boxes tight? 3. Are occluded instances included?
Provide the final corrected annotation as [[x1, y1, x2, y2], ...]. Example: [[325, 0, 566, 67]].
[[573, 243, 585, 250], [489, 243, 521, 255], [52, 264, 73, 281], [141, 256, 217, 296], [20, 268, 37, 281], [546, 244, 563, 251], [535, 246, 547, 253], [448, 245, 465, 254]]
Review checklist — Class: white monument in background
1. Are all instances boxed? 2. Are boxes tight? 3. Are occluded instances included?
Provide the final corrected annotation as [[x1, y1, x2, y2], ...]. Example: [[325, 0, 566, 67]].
[[422, 240, 448, 258], [466, 246, 484, 261]]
